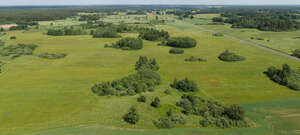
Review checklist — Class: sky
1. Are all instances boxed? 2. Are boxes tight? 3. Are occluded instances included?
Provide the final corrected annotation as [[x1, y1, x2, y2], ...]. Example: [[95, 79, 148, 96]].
[[0, 0, 300, 6]]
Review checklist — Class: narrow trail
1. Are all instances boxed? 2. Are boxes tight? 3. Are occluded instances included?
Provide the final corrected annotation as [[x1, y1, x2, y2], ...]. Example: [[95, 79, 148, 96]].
[[184, 22, 300, 62]]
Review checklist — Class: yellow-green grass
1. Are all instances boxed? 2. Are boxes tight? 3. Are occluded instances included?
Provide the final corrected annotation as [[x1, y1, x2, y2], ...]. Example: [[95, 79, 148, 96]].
[[197, 22, 300, 54], [1, 20, 300, 135]]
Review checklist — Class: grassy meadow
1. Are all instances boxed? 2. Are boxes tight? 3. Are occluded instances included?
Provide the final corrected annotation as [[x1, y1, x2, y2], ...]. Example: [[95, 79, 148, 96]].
[[0, 14, 300, 135]]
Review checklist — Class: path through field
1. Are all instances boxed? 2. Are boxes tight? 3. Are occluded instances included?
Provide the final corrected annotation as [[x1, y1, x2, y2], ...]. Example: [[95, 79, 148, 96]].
[[182, 21, 300, 62]]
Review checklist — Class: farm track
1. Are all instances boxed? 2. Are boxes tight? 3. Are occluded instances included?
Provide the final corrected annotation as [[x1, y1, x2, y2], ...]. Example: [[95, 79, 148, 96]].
[[187, 22, 300, 62]]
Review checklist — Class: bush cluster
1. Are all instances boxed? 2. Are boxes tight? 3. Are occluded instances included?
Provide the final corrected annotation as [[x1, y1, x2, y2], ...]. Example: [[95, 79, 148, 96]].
[[150, 97, 161, 108], [218, 50, 245, 62], [91, 56, 161, 96], [138, 28, 169, 41], [37, 53, 67, 59], [47, 27, 87, 36], [292, 49, 300, 58], [170, 78, 199, 92], [10, 36, 17, 40], [123, 106, 139, 124], [213, 33, 224, 37], [169, 48, 184, 54], [176, 95, 249, 128], [184, 56, 206, 62], [110, 37, 143, 50], [166, 37, 197, 48], [137, 95, 147, 103], [0, 44, 38, 59], [266, 64, 300, 90]]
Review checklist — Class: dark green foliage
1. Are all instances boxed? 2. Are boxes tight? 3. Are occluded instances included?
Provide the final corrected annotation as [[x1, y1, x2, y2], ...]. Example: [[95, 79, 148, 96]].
[[123, 106, 139, 124], [224, 104, 245, 120], [164, 89, 171, 95], [153, 110, 186, 128], [170, 78, 199, 92], [138, 28, 169, 41], [218, 50, 245, 62], [266, 64, 300, 90], [212, 17, 224, 22], [153, 117, 174, 128], [292, 49, 300, 58], [0, 44, 38, 59], [37, 53, 67, 59], [112, 38, 143, 50], [79, 15, 100, 21], [92, 57, 161, 96], [137, 95, 147, 103], [167, 37, 197, 48], [151, 97, 161, 108], [184, 56, 206, 62], [169, 48, 184, 54], [135, 56, 159, 71], [176, 95, 249, 128], [92, 28, 120, 38], [10, 36, 17, 40], [47, 27, 87, 36]]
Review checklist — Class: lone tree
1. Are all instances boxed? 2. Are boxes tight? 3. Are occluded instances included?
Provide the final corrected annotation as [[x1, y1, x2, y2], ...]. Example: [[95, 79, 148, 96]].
[[123, 106, 139, 124], [151, 97, 161, 108]]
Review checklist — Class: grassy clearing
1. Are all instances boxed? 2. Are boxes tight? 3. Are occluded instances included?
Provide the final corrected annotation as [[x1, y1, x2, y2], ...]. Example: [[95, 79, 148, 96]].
[[1, 16, 300, 135]]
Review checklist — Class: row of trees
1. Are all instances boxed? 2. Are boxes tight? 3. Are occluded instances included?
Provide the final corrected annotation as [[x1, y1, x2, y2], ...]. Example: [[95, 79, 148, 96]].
[[91, 56, 161, 96], [47, 27, 87, 36]]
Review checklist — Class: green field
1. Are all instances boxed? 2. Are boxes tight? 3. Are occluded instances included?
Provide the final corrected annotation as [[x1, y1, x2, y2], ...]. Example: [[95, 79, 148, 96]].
[[1, 14, 300, 135]]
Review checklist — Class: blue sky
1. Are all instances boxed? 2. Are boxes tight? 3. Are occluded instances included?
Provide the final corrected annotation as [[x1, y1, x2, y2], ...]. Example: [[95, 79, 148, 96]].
[[0, 0, 299, 6]]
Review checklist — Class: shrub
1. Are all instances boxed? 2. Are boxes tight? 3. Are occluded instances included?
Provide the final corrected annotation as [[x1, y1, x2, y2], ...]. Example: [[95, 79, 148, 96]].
[[151, 97, 161, 108], [184, 56, 206, 62], [0, 44, 38, 59], [10, 36, 16, 40], [218, 50, 245, 62], [167, 37, 197, 48], [123, 106, 139, 124], [139, 28, 169, 41], [224, 104, 245, 120], [113, 37, 143, 50], [169, 48, 184, 54], [37, 53, 67, 59], [93, 28, 120, 38], [153, 118, 174, 128], [137, 95, 147, 103], [170, 78, 199, 92], [164, 89, 171, 94]]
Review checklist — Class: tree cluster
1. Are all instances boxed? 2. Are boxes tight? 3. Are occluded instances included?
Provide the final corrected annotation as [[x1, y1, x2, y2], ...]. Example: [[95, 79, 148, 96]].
[[91, 56, 161, 96], [138, 28, 169, 41], [218, 50, 245, 62], [110, 37, 143, 50], [123, 106, 140, 124], [47, 27, 87, 36], [170, 78, 199, 92], [176, 95, 249, 128], [166, 37, 197, 48], [92, 28, 120, 38], [135, 56, 159, 71], [266, 64, 300, 90]]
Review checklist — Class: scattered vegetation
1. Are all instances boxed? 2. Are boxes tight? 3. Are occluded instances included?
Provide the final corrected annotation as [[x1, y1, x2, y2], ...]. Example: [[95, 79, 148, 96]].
[[137, 95, 147, 103], [135, 56, 159, 71], [10, 36, 17, 40], [170, 78, 199, 92], [266, 64, 300, 90], [47, 27, 87, 36], [36, 53, 67, 59], [92, 28, 120, 38], [218, 50, 245, 62], [150, 97, 161, 108], [0, 44, 38, 59]]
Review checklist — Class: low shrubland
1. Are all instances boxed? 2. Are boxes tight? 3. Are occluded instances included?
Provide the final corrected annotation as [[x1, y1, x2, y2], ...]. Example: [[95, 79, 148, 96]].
[[184, 56, 206, 62], [0, 44, 38, 59], [170, 78, 199, 92], [36, 53, 67, 59]]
